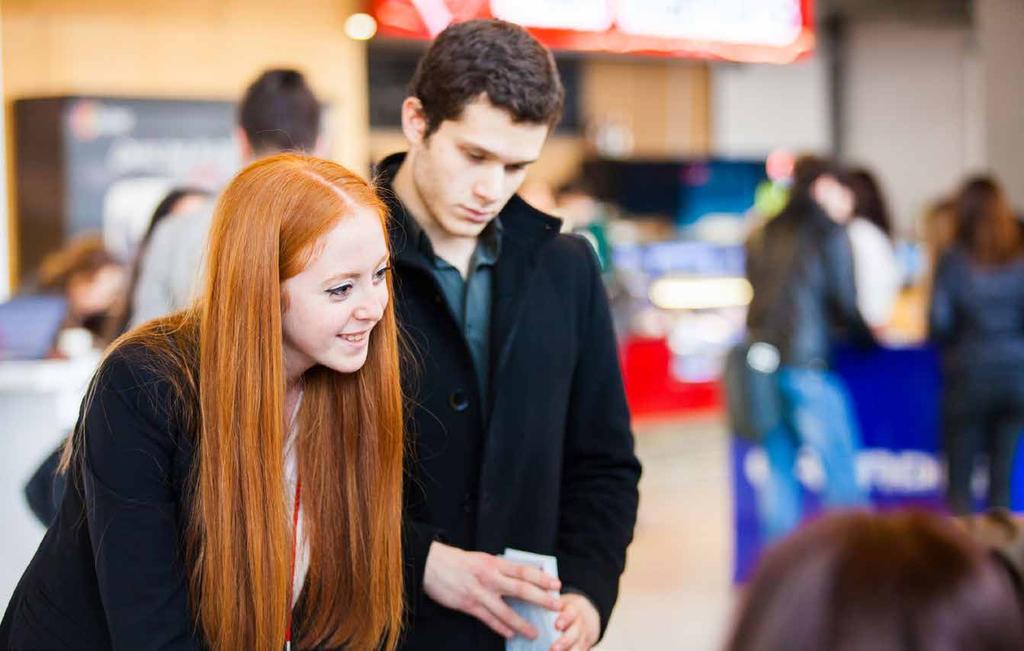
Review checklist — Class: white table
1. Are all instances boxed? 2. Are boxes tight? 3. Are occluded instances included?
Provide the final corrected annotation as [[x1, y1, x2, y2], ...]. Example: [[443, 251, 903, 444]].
[[0, 353, 100, 611]]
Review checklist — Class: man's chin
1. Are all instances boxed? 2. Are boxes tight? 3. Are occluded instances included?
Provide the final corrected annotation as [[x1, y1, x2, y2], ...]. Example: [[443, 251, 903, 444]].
[[447, 219, 489, 238]]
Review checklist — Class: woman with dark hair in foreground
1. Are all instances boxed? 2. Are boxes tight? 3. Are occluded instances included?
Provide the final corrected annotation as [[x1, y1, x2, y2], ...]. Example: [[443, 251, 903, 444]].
[[726, 510, 1024, 651]]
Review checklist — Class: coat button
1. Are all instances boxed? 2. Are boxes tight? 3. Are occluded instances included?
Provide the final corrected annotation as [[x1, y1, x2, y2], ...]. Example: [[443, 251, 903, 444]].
[[449, 390, 469, 412]]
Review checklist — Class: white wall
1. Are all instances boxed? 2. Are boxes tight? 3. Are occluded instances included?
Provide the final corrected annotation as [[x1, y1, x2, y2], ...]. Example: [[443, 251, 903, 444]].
[[976, 0, 1024, 209], [711, 22, 982, 237], [843, 22, 979, 236], [710, 55, 831, 159]]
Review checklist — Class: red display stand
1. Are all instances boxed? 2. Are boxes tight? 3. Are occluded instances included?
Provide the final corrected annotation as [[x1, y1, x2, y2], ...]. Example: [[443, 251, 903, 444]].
[[620, 336, 721, 419]]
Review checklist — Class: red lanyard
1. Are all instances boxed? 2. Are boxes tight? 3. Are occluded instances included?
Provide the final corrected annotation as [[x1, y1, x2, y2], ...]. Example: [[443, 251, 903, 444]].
[[285, 478, 302, 651]]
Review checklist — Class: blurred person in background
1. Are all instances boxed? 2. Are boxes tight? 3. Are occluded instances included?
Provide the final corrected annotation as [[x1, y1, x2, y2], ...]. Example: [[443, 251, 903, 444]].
[[744, 156, 874, 543], [109, 186, 211, 337], [36, 234, 126, 344], [922, 196, 959, 272], [881, 196, 960, 342], [846, 167, 901, 331], [1, 155, 405, 651], [377, 19, 640, 651], [724, 510, 1024, 651], [24, 187, 213, 529], [929, 176, 1024, 514], [516, 178, 557, 214], [555, 178, 613, 272], [131, 68, 323, 326]]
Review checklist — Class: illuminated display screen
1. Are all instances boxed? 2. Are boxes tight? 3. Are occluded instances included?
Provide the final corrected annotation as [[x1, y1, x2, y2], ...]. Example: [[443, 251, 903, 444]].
[[372, 0, 815, 63]]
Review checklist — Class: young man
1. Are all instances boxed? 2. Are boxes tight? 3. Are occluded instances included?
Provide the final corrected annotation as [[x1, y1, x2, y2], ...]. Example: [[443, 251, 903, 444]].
[[377, 19, 641, 651], [131, 68, 323, 325]]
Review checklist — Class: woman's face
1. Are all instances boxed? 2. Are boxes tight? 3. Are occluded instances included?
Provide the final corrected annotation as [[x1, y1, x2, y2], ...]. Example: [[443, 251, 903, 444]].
[[281, 206, 390, 380]]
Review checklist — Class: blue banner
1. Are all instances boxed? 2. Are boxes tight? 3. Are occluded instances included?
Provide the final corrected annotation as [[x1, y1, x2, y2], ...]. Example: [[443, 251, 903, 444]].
[[731, 345, 1024, 581]]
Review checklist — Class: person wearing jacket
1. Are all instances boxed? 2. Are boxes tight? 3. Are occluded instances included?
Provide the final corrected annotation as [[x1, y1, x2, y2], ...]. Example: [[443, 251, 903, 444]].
[[846, 167, 901, 330], [930, 176, 1024, 514], [381, 19, 641, 651], [1, 155, 406, 650], [745, 156, 874, 542], [130, 68, 325, 327]]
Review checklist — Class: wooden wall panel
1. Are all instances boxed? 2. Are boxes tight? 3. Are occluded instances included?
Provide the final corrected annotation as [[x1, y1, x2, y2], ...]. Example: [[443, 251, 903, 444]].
[[583, 58, 710, 159], [2, 0, 370, 280]]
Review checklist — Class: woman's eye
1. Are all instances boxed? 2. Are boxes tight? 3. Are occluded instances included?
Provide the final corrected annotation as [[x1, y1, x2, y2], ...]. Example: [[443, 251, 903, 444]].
[[326, 284, 353, 298], [374, 266, 392, 281]]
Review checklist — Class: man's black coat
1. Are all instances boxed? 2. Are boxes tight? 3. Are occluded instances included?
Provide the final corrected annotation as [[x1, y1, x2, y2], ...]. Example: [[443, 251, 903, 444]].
[[379, 155, 642, 651]]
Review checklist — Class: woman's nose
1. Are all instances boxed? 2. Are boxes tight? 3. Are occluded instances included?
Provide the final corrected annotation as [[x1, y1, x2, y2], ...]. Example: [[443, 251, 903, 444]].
[[353, 287, 387, 322]]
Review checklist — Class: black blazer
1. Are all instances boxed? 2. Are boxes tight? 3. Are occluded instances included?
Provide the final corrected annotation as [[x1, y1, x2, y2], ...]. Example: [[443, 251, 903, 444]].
[[378, 154, 642, 651], [1, 341, 209, 650]]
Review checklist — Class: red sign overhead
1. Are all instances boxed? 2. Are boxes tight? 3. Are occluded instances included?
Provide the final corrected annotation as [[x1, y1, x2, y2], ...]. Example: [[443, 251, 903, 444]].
[[371, 0, 815, 64]]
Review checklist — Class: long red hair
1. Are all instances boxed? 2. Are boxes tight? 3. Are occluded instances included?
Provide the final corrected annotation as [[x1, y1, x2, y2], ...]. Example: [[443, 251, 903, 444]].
[[83, 154, 404, 650]]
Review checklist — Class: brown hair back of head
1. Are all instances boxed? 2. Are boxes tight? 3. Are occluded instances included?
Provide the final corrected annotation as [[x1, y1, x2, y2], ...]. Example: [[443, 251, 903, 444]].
[[956, 176, 1022, 266], [725, 510, 1024, 651]]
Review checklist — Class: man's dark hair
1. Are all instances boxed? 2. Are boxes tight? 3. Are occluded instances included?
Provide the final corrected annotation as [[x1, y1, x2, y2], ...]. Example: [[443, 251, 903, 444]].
[[408, 19, 564, 136], [238, 69, 321, 154]]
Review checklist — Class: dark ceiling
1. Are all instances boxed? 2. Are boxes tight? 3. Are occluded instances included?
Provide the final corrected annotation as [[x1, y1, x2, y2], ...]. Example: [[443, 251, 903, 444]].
[[823, 0, 972, 24]]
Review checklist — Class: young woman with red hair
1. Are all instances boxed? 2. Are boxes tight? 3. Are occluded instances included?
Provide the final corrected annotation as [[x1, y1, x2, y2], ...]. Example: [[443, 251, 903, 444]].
[[1, 154, 405, 650]]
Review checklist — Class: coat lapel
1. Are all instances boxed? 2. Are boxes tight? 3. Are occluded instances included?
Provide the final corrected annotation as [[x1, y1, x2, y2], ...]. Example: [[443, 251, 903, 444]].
[[488, 197, 561, 399]]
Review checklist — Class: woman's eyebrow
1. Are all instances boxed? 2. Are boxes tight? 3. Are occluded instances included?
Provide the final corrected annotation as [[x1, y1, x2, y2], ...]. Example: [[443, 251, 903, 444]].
[[320, 255, 389, 287]]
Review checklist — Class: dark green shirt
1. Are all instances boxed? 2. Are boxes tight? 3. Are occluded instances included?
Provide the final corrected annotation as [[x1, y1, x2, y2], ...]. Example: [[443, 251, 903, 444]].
[[404, 215, 502, 404]]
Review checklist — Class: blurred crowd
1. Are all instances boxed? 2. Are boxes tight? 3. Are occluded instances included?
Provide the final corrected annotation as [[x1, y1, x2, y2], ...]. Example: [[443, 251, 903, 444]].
[[5, 34, 1024, 651], [731, 155, 1024, 533]]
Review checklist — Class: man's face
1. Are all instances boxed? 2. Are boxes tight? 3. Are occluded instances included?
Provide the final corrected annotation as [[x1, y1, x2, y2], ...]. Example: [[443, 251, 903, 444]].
[[407, 95, 550, 238]]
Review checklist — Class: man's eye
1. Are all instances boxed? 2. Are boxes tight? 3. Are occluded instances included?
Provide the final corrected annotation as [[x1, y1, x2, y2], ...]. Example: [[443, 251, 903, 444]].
[[467, 152, 486, 162], [506, 164, 526, 173], [326, 284, 353, 298]]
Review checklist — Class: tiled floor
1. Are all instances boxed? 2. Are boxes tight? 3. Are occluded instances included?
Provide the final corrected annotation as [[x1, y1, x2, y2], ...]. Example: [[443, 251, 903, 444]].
[[597, 414, 735, 651]]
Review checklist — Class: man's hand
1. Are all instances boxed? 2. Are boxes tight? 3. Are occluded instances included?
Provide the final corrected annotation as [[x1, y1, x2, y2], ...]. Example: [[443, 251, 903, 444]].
[[551, 593, 600, 651], [423, 541, 562, 640]]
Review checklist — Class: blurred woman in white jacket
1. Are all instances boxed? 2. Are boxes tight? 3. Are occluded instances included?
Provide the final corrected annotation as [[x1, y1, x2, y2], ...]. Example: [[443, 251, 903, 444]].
[[847, 168, 902, 330]]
